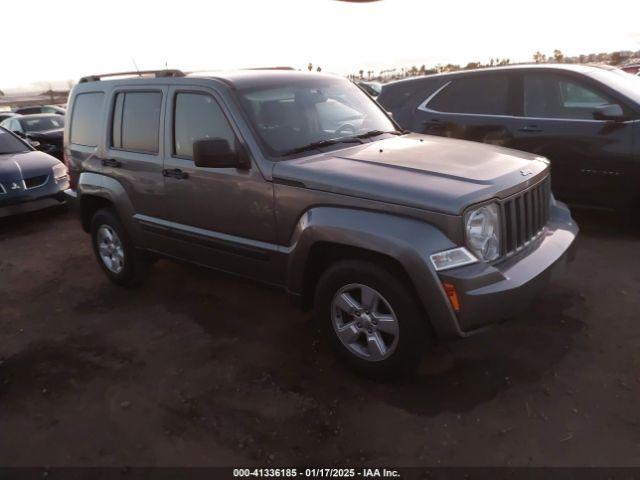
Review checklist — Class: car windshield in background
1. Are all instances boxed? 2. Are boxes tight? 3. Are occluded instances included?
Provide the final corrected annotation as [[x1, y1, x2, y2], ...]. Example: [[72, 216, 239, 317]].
[[236, 77, 396, 156], [588, 69, 640, 105], [20, 116, 65, 132], [0, 129, 30, 154]]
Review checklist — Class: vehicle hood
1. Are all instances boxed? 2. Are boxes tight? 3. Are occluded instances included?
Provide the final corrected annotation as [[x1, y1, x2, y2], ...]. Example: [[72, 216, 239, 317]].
[[26, 128, 64, 141], [0, 150, 61, 182], [272, 133, 550, 215]]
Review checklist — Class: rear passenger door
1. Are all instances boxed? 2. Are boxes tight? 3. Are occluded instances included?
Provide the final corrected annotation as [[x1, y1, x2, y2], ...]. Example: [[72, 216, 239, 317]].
[[105, 87, 169, 236], [160, 86, 277, 282], [414, 72, 520, 147]]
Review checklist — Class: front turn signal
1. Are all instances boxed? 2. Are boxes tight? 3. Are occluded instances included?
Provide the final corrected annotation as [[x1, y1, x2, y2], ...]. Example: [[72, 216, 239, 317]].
[[443, 282, 461, 312]]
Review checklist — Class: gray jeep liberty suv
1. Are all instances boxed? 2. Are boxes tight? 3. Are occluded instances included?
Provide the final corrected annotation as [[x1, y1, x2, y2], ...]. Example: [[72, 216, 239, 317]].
[[64, 69, 578, 376]]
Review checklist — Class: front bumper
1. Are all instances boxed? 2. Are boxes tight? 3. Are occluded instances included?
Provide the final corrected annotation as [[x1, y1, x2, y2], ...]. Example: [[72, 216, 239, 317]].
[[437, 200, 578, 334], [0, 177, 69, 218]]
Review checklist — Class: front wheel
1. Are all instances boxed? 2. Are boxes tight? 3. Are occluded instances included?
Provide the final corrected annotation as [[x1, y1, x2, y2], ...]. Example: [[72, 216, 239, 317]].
[[314, 260, 431, 378]]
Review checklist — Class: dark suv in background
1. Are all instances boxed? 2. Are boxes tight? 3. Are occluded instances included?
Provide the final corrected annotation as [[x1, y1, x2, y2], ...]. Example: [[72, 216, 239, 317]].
[[65, 69, 577, 376], [378, 65, 640, 211]]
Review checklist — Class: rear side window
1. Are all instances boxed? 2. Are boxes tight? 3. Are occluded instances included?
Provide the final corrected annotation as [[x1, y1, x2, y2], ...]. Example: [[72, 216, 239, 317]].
[[112, 91, 162, 153], [428, 75, 510, 115], [173, 92, 237, 158], [70, 92, 105, 146]]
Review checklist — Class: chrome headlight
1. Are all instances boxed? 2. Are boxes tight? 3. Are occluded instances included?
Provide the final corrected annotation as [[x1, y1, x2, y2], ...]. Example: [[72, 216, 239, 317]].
[[52, 162, 68, 180], [465, 203, 501, 261]]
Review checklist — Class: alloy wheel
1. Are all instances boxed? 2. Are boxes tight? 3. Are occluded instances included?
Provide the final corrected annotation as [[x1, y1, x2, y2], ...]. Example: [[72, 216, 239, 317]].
[[97, 225, 125, 274], [331, 283, 399, 361]]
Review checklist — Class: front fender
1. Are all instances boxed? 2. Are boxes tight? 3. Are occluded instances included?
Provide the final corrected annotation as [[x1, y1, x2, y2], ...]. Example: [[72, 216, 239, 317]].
[[286, 207, 464, 338]]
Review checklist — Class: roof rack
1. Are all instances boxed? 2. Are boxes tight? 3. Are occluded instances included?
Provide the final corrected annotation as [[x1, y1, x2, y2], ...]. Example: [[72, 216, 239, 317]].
[[244, 66, 296, 71], [79, 69, 185, 83]]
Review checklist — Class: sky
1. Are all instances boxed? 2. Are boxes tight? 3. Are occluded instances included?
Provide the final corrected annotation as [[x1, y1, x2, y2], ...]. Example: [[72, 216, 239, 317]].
[[2, 0, 639, 92]]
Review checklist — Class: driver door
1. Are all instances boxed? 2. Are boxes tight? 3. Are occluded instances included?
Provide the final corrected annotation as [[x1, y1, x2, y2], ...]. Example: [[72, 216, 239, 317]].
[[510, 71, 634, 208]]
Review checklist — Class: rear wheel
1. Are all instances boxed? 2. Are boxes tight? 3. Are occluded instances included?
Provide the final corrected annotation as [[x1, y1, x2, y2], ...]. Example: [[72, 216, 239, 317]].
[[314, 259, 431, 378], [90, 208, 150, 286]]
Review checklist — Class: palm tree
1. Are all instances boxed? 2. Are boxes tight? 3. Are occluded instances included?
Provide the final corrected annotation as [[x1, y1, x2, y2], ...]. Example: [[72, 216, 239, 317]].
[[553, 49, 564, 63]]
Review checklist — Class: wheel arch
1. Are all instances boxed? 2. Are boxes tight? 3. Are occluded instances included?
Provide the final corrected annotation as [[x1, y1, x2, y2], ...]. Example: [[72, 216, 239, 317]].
[[79, 194, 113, 232], [77, 172, 141, 241], [286, 206, 462, 339]]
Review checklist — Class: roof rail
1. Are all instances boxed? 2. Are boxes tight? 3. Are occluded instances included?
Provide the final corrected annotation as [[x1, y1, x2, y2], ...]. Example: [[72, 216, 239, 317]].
[[244, 66, 296, 71], [79, 69, 185, 83]]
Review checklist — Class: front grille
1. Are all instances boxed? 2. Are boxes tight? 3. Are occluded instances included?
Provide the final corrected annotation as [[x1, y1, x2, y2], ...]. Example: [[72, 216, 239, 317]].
[[501, 176, 551, 256], [24, 175, 49, 189]]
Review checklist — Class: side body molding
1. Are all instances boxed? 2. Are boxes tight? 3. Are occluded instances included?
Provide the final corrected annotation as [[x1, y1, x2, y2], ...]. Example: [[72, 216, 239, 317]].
[[285, 207, 464, 338]]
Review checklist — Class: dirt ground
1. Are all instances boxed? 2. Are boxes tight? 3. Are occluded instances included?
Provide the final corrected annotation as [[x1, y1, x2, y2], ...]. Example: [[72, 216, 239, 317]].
[[0, 206, 639, 467]]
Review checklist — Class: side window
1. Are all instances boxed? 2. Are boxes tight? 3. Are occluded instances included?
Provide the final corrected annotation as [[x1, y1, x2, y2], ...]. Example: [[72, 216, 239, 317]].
[[428, 75, 510, 115], [524, 73, 611, 120], [70, 92, 105, 147], [111, 91, 162, 153], [173, 92, 237, 158]]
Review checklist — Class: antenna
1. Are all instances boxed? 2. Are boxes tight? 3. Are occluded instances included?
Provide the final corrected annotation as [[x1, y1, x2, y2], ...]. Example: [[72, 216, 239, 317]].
[[132, 58, 141, 77]]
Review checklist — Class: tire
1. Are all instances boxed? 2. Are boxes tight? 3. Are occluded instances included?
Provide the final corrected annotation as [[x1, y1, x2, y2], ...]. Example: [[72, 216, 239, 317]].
[[314, 259, 431, 378], [90, 208, 150, 286]]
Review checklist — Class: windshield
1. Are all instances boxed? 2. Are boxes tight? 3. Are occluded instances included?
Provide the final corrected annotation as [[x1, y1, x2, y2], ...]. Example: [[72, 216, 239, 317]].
[[0, 129, 30, 154], [587, 69, 640, 106], [236, 76, 397, 156], [20, 116, 65, 133]]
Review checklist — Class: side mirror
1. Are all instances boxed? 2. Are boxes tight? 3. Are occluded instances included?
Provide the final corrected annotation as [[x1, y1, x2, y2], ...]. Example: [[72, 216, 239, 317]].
[[193, 138, 250, 169], [593, 104, 626, 121]]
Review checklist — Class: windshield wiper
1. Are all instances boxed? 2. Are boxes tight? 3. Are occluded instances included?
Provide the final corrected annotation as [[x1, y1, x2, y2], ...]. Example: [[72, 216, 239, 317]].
[[283, 137, 363, 156], [355, 129, 406, 139], [283, 129, 407, 156]]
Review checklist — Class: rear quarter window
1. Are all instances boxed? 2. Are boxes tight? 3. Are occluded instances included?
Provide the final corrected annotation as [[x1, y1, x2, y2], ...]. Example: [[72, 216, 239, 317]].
[[70, 92, 105, 146], [428, 75, 510, 115]]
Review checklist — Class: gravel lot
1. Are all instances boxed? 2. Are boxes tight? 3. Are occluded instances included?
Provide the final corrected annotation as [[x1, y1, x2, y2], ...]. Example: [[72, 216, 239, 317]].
[[0, 207, 639, 467]]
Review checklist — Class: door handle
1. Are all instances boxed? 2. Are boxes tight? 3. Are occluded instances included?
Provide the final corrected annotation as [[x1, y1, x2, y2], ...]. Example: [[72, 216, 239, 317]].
[[162, 168, 189, 180], [518, 125, 543, 133], [102, 158, 122, 168]]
